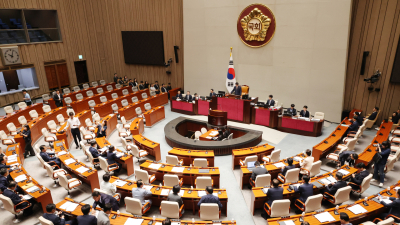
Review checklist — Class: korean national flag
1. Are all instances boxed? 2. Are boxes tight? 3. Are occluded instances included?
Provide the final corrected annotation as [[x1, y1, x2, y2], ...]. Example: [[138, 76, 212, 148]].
[[226, 51, 236, 93]]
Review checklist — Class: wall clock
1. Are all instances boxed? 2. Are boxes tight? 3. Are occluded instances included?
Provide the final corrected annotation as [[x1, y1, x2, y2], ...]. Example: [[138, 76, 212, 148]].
[[1, 46, 22, 65]]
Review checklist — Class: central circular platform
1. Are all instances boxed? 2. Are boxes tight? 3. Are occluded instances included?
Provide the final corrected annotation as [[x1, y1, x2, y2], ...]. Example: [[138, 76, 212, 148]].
[[164, 117, 263, 155]]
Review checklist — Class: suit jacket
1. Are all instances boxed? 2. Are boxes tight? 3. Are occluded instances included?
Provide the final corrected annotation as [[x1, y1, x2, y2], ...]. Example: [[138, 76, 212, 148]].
[[266, 187, 283, 206], [161, 87, 168, 93], [154, 84, 159, 90], [53, 94, 64, 107], [368, 111, 378, 120], [89, 147, 99, 158], [300, 110, 310, 118], [266, 99, 275, 106], [103, 152, 121, 165], [113, 77, 118, 83], [350, 170, 369, 185], [326, 180, 347, 195], [3, 189, 22, 205], [167, 193, 183, 206], [339, 151, 356, 167], [288, 108, 297, 116], [43, 213, 65, 225], [76, 215, 97, 225], [295, 183, 314, 203], [300, 156, 314, 175], [0, 163, 10, 170], [209, 92, 216, 97], [166, 86, 172, 91], [251, 167, 268, 181], [40, 152, 56, 162], [348, 120, 360, 132], [93, 193, 119, 211], [231, 86, 242, 96], [175, 94, 183, 99], [281, 165, 296, 176], [381, 197, 400, 218], [185, 94, 192, 101], [128, 82, 134, 87], [0, 175, 9, 191], [138, 84, 144, 90], [97, 211, 110, 225], [377, 147, 391, 165]]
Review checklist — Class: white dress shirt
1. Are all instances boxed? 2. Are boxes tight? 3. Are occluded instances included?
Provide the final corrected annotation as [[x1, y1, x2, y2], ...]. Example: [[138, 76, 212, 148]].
[[66, 117, 81, 129], [100, 181, 116, 195]]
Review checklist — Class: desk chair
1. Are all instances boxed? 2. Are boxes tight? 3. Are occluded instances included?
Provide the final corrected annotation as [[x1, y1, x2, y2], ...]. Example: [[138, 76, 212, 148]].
[[56, 114, 65, 126], [361, 217, 394, 225], [91, 81, 98, 87], [82, 83, 89, 89], [58, 173, 82, 197], [100, 80, 106, 85], [4, 106, 13, 115], [106, 85, 113, 91], [277, 168, 300, 184], [75, 94, 83, 101], [34, 144, 41, 155], [121, 99, 129, 107], [132, 96, 139, 103], [199, 203, 220, 220], [79, 127, 95, 143], [44, 162, 67, 187], [88, 100, 96, 112], [135, 107, 145, 121], [43, 105, 51, 113], [295, 194, 323, 213], [142, 93, 148, 99], [120, 116, 131, 129], [0, 194, 32, 223], [0, 130, 15, 145], [86, 90, 94, 97], [349, 174, 373, 198], [326, 140, 357, 164], [85, 118, 96, 131], [66, 109, 75, 116], [264, 199, 290, 218], [263, 149, 281, 163], [366, 111, 380, 129], [300, 160, 321, 177], [125, 197, 151, 216], [99, 157, 119, 175], [135, 169, 155, 184], [193, 158, 208, 168], [111, 93, 118, 99], [241, 85, 249, 96], [392, 125, 400, 136], [250, 174, 271, 187], [100, 96, 107, 103], [239, 155, 258, 167], [64, 97, 72, 108], [116, 124, 130, 137], [7, 122, 17, 136], [195, 176, 213, 189], [18, 102, 27, 110], [130, 144, 148, 163], [166, 155, 183, 166], [144, 103, 151, 111], [97, 88, 104, 94], [201, 127, 208, 134], [160, 201, 184, 219], [63, 88, 70, 94], [93, 113, 101, 123], [85, 148, 100, 168], [47, 120, 58, 134], [323, 186, 351, 205], [120, 137, 132, 151], [194, 131, 202, 140], [115, 84, 122, 89], [41, 128, 57, 146], [122, 89, 129, 96], [314, 112, 325, 120], [164, 174, 183, 187], [343, 129, 362, 144], [29, 110, 39, 119], [18, 116, 28, 126], [38, 216, 54, 225], [111, 103, 119, 114], [132, 86, 138, 92], [42, 94, 50, 105], [73, 86, 80, 92]]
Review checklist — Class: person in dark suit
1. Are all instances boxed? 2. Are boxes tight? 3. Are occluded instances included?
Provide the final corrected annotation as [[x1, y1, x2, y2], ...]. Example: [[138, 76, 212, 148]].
[[348, 163, 369, 190], [281, 158, 296, 176], [160, 84, 168, 93], [324, 172, 347, 197], [209, 89, 216, 98], [185, 91, 192, 101], [338, 151, 358, 167], [3, 181, 35, 216], [266, 95, 275, 106], [266, 179, 283, 207], [167, 185, 183, 207], [96, 120, 107, 138], [288, 104, 297, 116], [294, 175, 313, 211], [53, 90, 64, 108], [231, 82, 242, 96], [175, 90, 183, 100], [391, 112, 399, 124], [39, 145, 62, 168], [372, 141, 392, 187], [223, 127, 230, 139], [216, 130, 225, 141], [42, 203, 67, 225], [300, 106, 310, 117], [88, 141, 100, 163], [154, 81, 160, 94], [132, 78, 138, 87], [166, 83, 172, 92], [0, 168, 10, 192], [354, 112, 364, 124], [197, 186, 223, 208], [138, 81, 145, 90], [92, 191, 120, 211], [144, 81, 149, 89], [250, 161, 268, 187], [101, 146, 122, 175], [340, 212, 353, 225], [0, 156, 12, 170], [379, 189, 400, 222], [113, 73, 118, 83], [366, 107, 379, 121], [163, 219, 172, 225], [128, 79, 134, 87], [345, 116, 360, 137], [77, 204, 97, 225]]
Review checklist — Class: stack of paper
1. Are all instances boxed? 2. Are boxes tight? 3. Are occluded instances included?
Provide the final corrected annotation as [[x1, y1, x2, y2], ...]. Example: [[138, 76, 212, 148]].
[[293, 156, 302, 162], [76, 167, 89, 174], [64, 158, 76, 165], [26, 186, 40, 193], [314, 212, 335, 223], [178, 190, 185, 196], [99, 147, 108, 153], [116, 152, 124, 158], [143, 185, 153, 191], [22, 195, 32, 200], [14, 175, 27, 182], [148, 164, 162, 170], [206, 136, 212, 139], [7, 155, 18, 163], [155, 222, 162, 225], [381, 199, 393, 204], [279, 221, 296, 225], [348, 204, 367, 214], [394, 187, 400, 190], [318, 178, 330, 185], [124, 218, 144, 225], [326, 176, 337, 183], [160, 189, 170, 196], [338, 169, 350, 175], [113, 180, 127, 187], [58, 151, 67, 156], [171, 167, 185, 172], [59, 201, 79, 212], [198, 190, 207, 197], [273, 162, 286, 168]]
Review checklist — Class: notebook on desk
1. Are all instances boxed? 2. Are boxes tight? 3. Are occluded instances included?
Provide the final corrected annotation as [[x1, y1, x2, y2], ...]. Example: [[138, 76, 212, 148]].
[[56, 142, 63, 147], [312, 181, 323, 188], [198, 169, 210, 173]]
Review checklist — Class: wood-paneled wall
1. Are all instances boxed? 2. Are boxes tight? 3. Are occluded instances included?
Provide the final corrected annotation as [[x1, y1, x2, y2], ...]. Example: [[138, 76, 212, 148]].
[[0, 0, 183, 106], [345, 0, 400, 124]]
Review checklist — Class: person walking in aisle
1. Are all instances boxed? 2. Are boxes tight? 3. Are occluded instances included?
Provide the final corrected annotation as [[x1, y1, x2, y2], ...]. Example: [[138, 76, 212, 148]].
[[65, 112, 82, 149], [20, 125, 35, 157]]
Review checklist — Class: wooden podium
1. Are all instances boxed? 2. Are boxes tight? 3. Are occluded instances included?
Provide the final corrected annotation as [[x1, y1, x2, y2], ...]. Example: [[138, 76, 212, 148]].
[[208, 110, 227, 126]]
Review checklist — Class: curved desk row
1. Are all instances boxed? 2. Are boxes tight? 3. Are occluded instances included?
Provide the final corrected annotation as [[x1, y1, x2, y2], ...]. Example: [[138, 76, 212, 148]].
[[118, 92, 168, 121], [0, 103, 44, 132], [94, 114, 118, 138], [143, 106, 165, 127], [140, 160, 220, 188], [132, 134, 161, 161], [168, 148, 215, 167], [232, 144, 275, 169], [129, 117, 145, 135], [108, 176, 228, 215], [6, 144, 53, 212]]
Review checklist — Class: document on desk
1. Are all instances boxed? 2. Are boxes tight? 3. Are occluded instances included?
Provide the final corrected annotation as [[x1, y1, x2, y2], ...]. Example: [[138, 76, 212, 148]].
[[273, 162, 286, 168], [262, 188, 269, 194], [124, 218, 144, 225], [338, 169, 350, 175], [143, 185, 153, 191], [76, 166, 89, 174], [14, 174, 27, 182], [348, 204, 367, 214], [326, 176, 337, 183], [381, 199, 393, 204], [314, 212, 335, 223], [57, 151, 67, 156], [293, 156, 302, 162], [99, 147, 108, 153], [60, 201, 79, 212], [64, 158, 76, 165], [210, 131, 219, 136], [198, 190, 207, 197], [113, 180, 128, 187], [394, 187, 400, 190], [160, 189, 170, 196], [148, 163, 162, 170], [206, 136, 212, 139], [116, 152, 124, 158], [318, 178, 330, 185], [22, 194, 32, 200], [7, 155, 18, 163], [26, 186, 40, 193], [278, 220, 296, 225], [179, 190, 185, 196], [171, 167, 185, 172]]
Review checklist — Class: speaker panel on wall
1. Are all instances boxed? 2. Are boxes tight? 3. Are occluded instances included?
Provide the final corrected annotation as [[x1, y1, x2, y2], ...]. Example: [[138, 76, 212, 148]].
[[360, 51, 369, 75], [390, 36, 400, 83], [174, 46, 179, 63]]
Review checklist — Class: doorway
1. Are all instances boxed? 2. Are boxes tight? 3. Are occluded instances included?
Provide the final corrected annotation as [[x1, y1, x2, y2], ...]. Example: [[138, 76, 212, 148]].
[[44, 63, 70, 90], [74, 60, 89, 84], [3, 70, 20, 91]]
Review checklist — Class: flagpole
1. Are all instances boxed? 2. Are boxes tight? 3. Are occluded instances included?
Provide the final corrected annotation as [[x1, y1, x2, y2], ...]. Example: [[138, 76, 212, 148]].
[[230, 47, 232, 57]]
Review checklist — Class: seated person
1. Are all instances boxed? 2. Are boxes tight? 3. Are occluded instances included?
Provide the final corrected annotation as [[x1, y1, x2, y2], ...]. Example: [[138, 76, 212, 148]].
[[354, 112, 364, 124], [96, 120, 107, 138], [150, 84, 156, 91], [88, 141, 100, 163], [43, 203, 69, 225], [138, 81, 145, 90], [339, 212, 352, 225], [163, 219, 172, 225], [101, 146, 122, 175], [3, 181, 36, 216], [250, 161, 268, 187], [175, 90, 182, 100], [198, 186, 223, 208], [193, 93, 199, 100], [324, 172, 347, 198], [266, 179, 283, 207], [132, 180, 152, 206], [39, 145, 62, 168], [366, 107, 379, 121], [281, 158, 296, 176], [266, 95, 275, 106], [0, 168, 23, 194], [0, 156, 14, 170], [294, 175, 313, 211], [154, 81, 160, 94], [391, 111, 399, 124], [299, 105, 310, 117], [184, 91, 192, 101], [100, 174, 117, 196], [92, 190, 119, 211], [216, 130, 224, 141], [161, 84, 168, 93], [128, 79, 134, 87], [223, 128, 230, 139], [345, 116, 360, 137], [210, 89, 216, 98], [288, 104, 297, 116], [378, 189, 400, 222], [97, 203, 112, 225], [299, 149, 314, 178], [144, 81, 149, 89], [77, 204, 97, 225], [167, 185, 183, 207], [348, 163, 369, 190], [338, 151, 358, 167]]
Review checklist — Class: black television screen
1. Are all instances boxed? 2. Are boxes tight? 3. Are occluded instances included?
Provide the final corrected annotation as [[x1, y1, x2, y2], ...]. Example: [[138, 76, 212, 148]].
[[121, 31, 165, 66]]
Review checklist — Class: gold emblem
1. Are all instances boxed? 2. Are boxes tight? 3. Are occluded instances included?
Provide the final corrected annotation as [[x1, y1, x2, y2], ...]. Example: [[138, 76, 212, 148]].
[[240, 8, 271, 41]]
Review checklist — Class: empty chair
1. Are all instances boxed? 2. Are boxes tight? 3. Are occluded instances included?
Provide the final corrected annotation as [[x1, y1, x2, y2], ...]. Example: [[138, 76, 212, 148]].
[[120, 137, 132, 151], [64, 97, 72, 107], [7, 123, 17, 136], [264, 199, 290, 218], [18, 102, 27, 110], [326, 139, 357, 163], [120, 116, 131, 129], [121, 99, 129, 107], [252, 174, 271, 187], [82, 83, 89, 89], [99, 80, 106, 85], [166, 155, 183, 166], [295, 194, 323, 213], [135, 107, 144, 118], [18, 116, 28, 126], [144, 103, 151, 111], [150, 90, 156, 96], [125, 197, 150, 216], [201, 127, 208, 134], [135, 169, 156, 184], [85, 118, 96, 131], [132, 86, 138, 92], [111, 103, 119, 114], [160, 201, 184, 219], [88, 100, 96, 111], [193, 158, 208, 167], [38, 216, 54, 225], [164, 174, 183, 187], [58, 173, 82, 196], [29, 110, 39, 119], [132, 96, 139, 103], [4, 106, 13, 115], [116, 124, 130, 137], [111, 93, 118, 99], [314, 112, 325, 120], [142, 93, 148, 99], [106, 85, 113, 91], [99, 157, 119, 174], [130, 145, 148, 162], [75, 93, 83, 101], [44, 162, 67, 187], [361, 218, 394, 225], [301, 160, 321, 177], [100, 96, 107, 103], [41, 128, 56, 146], [97, 88, 104, 94], [0, 130, 15, 145], [195, 176, 213, 189], [323, 186, 352, 205], [115, 84, 122, 89], [86, 90, 94, 97], [348, 174, 373, 198], [91, 81, 99, 87], [263, 149, 281, 163], [239, 155, 258, 167], [80, 127, 95, 143], [122, 89, 129, 96], [42, 94, 50, 105], [199, 203, 220, 220], [277, 168, 300, 184], [0, 194, 32, 223], [93, 113, 101, 122], [73, 86, 80, 92], [63, 88, 70, 94], [66, 108, 75, 116], [47, 120, 58, 134]]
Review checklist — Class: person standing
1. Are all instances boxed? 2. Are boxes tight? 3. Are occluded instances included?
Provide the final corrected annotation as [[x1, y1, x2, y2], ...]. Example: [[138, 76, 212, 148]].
[[299, 149, 314, 179], [65, 112, 82, 149], [371, 141, 391, 187], [20, 125, 35, 157], [22, 89, 32, 106], [113, 73, 118, 83], [230, 82, 242, 96], [53, 90, 63, 108]]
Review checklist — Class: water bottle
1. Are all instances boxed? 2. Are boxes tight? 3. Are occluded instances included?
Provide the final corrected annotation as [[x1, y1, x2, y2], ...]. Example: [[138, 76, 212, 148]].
[[192, 218, 195, 224], [364, 197, 368, 202], [231, 218, 234, 224], [159, 183, 162, 188], [191, 186, 193, 190], [153, 215, 155, 221], [117, 210, 120, 217]]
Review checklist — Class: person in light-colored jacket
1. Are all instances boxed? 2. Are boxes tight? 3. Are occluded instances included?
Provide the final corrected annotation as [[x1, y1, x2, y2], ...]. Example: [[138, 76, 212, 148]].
[[299, 149, 314, 178]]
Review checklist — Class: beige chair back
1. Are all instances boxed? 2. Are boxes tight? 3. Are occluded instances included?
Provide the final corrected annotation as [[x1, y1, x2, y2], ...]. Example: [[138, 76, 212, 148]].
[[44, 162, 56, 178], [270, 199, 290, 218], [385, 157, 396, 172], [132, 86, 138, 92], [39, 216, 54, 225], [100, 80, 106, 85], [194, 158, 208, 168], [58, 174, 69, 190], [86, 148, 96, 164], [144, 103, 151, 111], [36, 154, 46, 166], [121, 116, 128, 125], [7, 123, 16, 132], [0, 194, 17, 214], [73, 86, 80, 92], [34, 144, 41, 154], [18, 116, 27, 125], [132, 96, 139, 103], [303, 194, 323, 213], [346, 138, 357, 151], [18, 102, 27, 110], [243, 155, 258, 165], [194, 131, 202, 140], [130, 145, 141, 158], [115, 84, 122, 89], [255, 174, 271, 187], [359, 174, 373, 194], [150, 90, 156, 96], [166, 155, 180, 165], [107, 85, 113, 91], [333, 186, 352, 204], [201, 127, 208, 134], [377, 217, 395, 225], [47, 120, 57, 130], [63, 88, 70, 94], [122, 89, 129, 96], [135, 107, 143, 115], [93, 113, 100, 122], [88, 100, 96, 107], [42, 94, 50, 101], [164, 174, 180, 187], [161, 201, 180, 219], [111, 103, 118, 111], [0, 130, 7, 140], [66, 108, 75, 116], [269, 149, 281, 162], [135, 169, 150, 183], [29, 110, 39, 119], [4, 106, 13, 114], [284, 168, 300, 184], [111, 93, 118, 99], [43, 105, 51, 112], [99, 157, 111, 173], [97, 88, 104, 94], [57, 114, 65, 124], [196, 176, 212, 189], [142, 93, 148, 99], [314, 112, 324, 120], [92, 81, 99, 87], [82, 83, 90, 89], [76, 93, 84, 100], [310, 160, 321, 177], [125, 197, 143, 215], [64, 97, 72, 105], [85, 118, 93, 127], [100, 96, 107, 103], [121, 99, 129, 107], [199, 203, 219, 220]]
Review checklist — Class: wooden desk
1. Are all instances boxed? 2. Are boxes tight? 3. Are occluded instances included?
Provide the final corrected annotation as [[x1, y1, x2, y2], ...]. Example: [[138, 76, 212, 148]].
[[95, 137, 134, 176], [251, 165, 357, 215], [56, 198, 237, 224], [129, 118, 144, 135], [94, 114, 118, 138], [168, 148, 215, 167], [278, 116, 324, 137], [349, 108, 363, 119], [208, 110, 227, 126], [312, 118, 352, 162], [55, 110, 92, 149], [109, 176, 228, 215], [0, 103, 44, 132], [357, 121, 393, 166], [232, 144, 275, 169], [199, 129, 220, 141], [171, 99, 198, 115], [251, 107, 281, 128], [118, 93, 168, 121], [143, 106, 165, 127], [53, 140, 100, 191], [6, 144, 53, 212], [140, 160, 220, 188], [132, 134, 161, 161], [266, 181, 400, 225], [214, 96, 258, 124]]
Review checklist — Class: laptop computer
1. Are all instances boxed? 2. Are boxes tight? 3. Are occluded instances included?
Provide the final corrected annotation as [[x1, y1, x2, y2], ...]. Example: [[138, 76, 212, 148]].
[[247, 161, 256, 170]]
